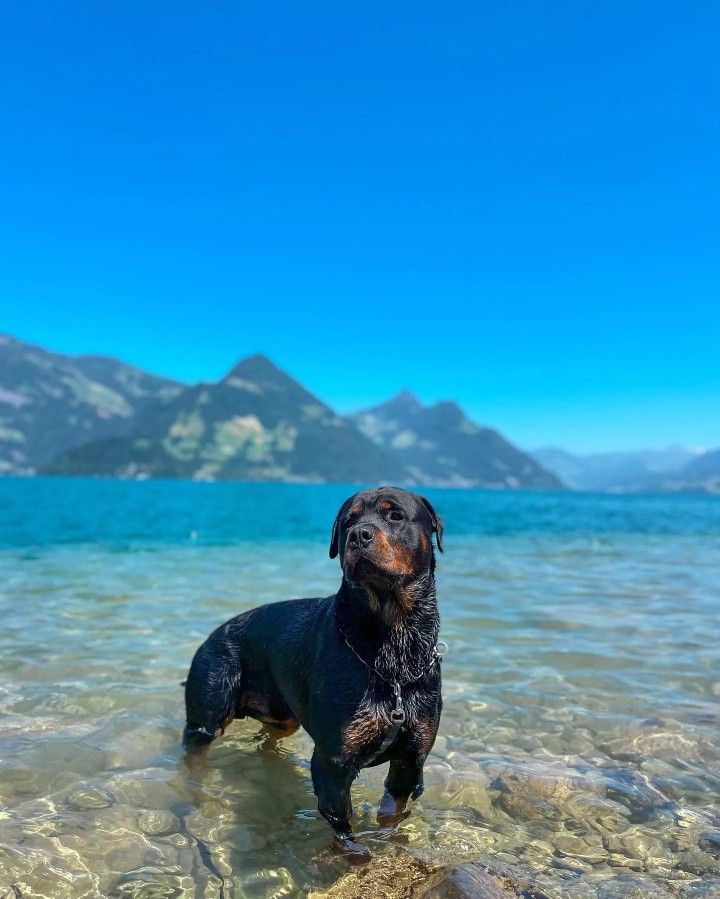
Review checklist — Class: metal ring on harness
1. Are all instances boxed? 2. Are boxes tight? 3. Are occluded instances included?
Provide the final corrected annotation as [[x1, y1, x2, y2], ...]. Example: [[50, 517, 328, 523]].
[[390, 708, 406, 725]]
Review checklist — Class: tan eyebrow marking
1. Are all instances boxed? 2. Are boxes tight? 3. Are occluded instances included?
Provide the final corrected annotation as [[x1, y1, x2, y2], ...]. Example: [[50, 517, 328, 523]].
[[349, 503, 363, 516], [378, 500, 392, 511]]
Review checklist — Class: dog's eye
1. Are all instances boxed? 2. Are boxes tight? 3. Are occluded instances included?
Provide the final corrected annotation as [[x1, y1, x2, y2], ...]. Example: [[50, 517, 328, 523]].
[[387, 509, 404, 522]]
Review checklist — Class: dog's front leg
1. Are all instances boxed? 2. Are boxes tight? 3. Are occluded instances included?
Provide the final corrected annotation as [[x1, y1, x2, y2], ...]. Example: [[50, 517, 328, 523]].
[[377, 753, 425, 825], [311, 749, 367, 855]]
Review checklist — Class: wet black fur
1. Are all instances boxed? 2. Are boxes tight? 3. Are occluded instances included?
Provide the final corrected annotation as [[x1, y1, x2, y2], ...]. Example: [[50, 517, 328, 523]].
[[183, 486, 444, 845]]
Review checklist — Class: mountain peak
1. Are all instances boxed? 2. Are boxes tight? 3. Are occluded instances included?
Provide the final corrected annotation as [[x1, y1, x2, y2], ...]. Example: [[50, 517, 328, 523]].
[[431, 399, 463, 415], [223, 353, 287, 382], [425, 399, 466, 426], [352, 391, 562, 488], [221, 353, 330, 409], [377, 390, 423, 414]]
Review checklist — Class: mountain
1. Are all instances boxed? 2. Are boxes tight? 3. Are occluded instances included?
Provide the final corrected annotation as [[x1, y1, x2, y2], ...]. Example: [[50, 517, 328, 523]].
[[532, 445, 702, 492], [0, 334, 182, 474], [349, 391, 563, 488], [44, 355, 411, 483], [14, 332, 708, 491], [670, 449, 720, 493]]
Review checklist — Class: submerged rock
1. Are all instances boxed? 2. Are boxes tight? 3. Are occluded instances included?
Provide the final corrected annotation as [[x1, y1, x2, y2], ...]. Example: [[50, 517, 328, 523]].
[[308, 853, 435, 898], [698, 831, 720, 858], [310, 855, 549, 899], [418, 862, 549, 898]]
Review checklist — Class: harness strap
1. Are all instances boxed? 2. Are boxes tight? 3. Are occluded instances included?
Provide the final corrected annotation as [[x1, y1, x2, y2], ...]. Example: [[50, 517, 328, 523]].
[[365, 722, 402, 763], [363, 680, 406, 763]]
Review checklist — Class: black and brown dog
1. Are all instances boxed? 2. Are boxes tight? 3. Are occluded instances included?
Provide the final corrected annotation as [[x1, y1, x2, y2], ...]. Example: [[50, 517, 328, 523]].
[[183, 486, 443, 851]]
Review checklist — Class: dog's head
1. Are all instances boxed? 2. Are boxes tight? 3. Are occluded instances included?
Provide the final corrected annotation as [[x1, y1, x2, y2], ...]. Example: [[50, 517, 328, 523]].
[[329, 487, 443, 590]]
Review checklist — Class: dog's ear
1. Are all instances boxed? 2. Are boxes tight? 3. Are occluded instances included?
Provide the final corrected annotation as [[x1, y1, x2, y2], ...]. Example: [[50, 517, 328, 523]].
[[329, 499, 349, 559], [418, 495, 444, 552]]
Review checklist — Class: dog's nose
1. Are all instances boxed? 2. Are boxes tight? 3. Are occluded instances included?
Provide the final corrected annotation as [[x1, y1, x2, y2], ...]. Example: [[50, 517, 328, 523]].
[[347, 524, 376, 548]]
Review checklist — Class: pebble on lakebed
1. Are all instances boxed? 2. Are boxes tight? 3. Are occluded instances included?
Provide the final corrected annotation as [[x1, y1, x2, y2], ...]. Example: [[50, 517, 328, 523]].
[[309, 852, 550, 899]]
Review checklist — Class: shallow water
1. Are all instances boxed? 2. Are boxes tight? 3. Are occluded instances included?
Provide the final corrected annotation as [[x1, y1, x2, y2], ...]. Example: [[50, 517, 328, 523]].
[[1, 480, 719, 898]]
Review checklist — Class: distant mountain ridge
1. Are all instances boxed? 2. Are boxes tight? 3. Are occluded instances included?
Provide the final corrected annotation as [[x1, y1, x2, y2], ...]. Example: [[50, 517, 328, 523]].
[[670, 448, 720, 493], [2, 335, 567, 487], [531, 445, 714, 493], [44, 354, 409, 483], [350, 391, 562, 489], [0, 334, 182, 474], [7, 334, 717, 491]]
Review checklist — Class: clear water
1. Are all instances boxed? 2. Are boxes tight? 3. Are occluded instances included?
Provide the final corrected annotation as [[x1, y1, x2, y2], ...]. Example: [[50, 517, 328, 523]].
[[1, 479, 719, 898]]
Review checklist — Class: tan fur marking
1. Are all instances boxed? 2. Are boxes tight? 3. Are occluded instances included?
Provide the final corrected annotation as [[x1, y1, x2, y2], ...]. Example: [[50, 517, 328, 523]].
[[349, 503, 363, 516], [366, 588, 380, 613], [416, 719, 438, 754], [216, 708, 236, 737], [342, 705, 390, 755], [393, 586, 415, 614], [378, 499, 392, 511], [259, 716, 300, 733], [375, 530, 415, 576]]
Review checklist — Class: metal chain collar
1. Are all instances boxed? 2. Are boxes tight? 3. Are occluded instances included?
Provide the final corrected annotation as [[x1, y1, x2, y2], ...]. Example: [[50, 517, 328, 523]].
[[337, 622, 447, 725]]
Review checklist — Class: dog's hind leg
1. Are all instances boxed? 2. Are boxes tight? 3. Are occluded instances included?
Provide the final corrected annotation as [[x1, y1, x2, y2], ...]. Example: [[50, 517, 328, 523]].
[[183, 634, 241, 755]]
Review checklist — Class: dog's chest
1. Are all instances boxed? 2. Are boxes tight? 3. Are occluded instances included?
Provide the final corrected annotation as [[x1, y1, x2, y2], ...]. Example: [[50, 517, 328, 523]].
[[341, 688, 421, 756]]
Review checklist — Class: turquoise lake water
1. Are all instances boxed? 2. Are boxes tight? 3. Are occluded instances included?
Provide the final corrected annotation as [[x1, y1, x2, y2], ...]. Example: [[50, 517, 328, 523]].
[[1, 479, 719, 897]]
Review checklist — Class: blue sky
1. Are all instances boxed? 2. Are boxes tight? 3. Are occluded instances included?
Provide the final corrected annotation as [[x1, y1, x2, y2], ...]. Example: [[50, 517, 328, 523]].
[[1, 2, 718, 452]]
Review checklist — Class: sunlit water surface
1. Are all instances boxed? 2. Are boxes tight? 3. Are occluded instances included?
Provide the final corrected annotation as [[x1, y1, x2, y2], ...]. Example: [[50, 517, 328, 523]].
[[1, 480, 719, 898]]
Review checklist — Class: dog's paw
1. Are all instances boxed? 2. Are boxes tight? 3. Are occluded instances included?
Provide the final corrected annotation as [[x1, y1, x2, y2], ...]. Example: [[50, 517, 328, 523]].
[[377, 808, 411, 828], [334, 832, 372, 863], [376, 791, 411, 827]]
